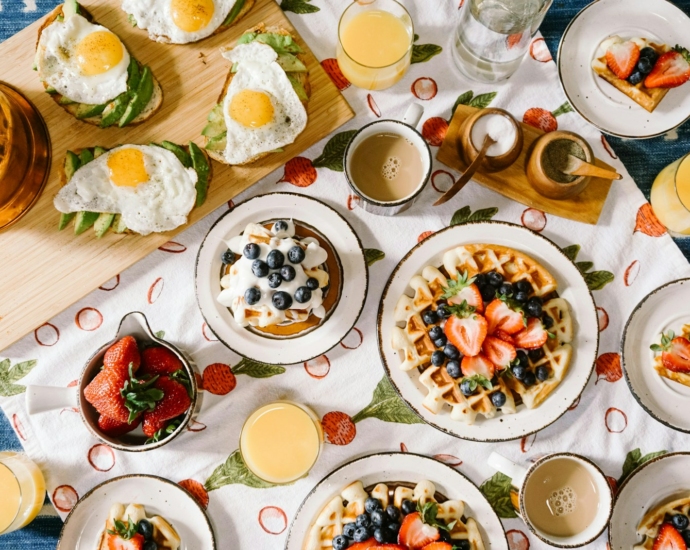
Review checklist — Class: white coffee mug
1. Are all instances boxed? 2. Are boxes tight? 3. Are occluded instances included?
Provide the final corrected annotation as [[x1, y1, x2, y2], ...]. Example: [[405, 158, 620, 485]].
[[488, 452, 613, 548], [343, 103, 432, 216]]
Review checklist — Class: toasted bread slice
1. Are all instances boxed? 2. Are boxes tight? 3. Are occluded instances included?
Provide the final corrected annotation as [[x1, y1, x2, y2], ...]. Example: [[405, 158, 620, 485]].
[[36, 4, 163, 127], [124, 0, 255, 44], [204, 23, 311, 166]]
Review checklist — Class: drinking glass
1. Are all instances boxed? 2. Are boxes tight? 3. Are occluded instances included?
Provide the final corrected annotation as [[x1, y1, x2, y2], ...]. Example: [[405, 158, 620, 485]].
[[0, 452, 46, 534], [452, 0, 553, 82], [650, 152, 690, 235]]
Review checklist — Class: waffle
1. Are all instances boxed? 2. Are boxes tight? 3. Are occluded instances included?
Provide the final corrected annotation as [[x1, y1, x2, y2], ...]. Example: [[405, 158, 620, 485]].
[[391, 244, 574, 425], [634, 496, 690, 550], [98, 503, 180, 550], [653, 324, 690, 387], [303, 479, 485, 550]]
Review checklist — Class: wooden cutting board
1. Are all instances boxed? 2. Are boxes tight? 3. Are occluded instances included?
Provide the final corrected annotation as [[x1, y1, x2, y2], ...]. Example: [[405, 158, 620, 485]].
[[437, 104, 615, 225], [0, 0, 354, 352]]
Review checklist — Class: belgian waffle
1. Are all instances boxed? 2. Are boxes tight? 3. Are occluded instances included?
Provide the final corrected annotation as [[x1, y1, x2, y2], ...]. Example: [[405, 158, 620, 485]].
[[634, 496, 690, 550], [98, 503, 180, 550], [391, 244, 574, 425], [303, 479, 485, 550]]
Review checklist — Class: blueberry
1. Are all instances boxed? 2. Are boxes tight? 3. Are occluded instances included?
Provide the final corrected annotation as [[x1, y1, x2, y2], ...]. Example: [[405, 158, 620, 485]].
[[429, 326, 443, 340], [436, 304, 451, 319], [386, 505, 400, 522], [628, 70, 644, 85], [353, 526, 370, 542], [143, 542, 158, 550], [536, 366, 549, 381], [244, 243, 260, 259], [446, 360, 462, 379], [515, 279, 533, 294], [637, 56, 654, 75], [512, 364, 526, 380], [294, 286, 312, 303], [355, 514, 371, 529], [528, 348, 545, 361], [272, 291, 293, 310], [221, 249, 236, 264], [640, 46, 658, 60], [542, 313, 554, 329], [401, 499, 416, 516], [138, 519, 153, 540], [683, 530, 690, 547], [280, 265, 296, 281], [522, 371, 537, 387], [370, 509, 386, 526], [387, 521, 400, 535], [431, 350, 445, 367], [267, 272, 283, 289], [444, 344, 460, 360], [244, 287, 261, 305], [480, 284, 496, 302], [434, 336, 447, 348], [373, 528, 386, 544], [251, 260, 269, 278], [491, 391, 507, 407], [365, 497, 382, 514], [440, 529, 452, 542], [455, 541, 471, 550], [422, 310, 439, 325], [487, 271, 504, 287], [460, 379, 475, 396], [672, 514, 689, 531], [526, 297, 543, 318], [274, 220, 289, 232], [266, 249, 285, 269], [343, 522, 357, 538], [287, 246, 305, 264], [514, 291, 529, 304], [333, 535, 350, 550], [498, 282, 513, 296], [474, 273, 487, 287], [516, 350, 529, 368], [306, 277, 320, 290]]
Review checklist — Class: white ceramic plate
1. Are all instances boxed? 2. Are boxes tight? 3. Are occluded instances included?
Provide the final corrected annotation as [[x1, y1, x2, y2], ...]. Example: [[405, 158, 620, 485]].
[[196, 192, 368, 365], [621, 278, 690, 432], [609, 452, 690, 550], [285, 452, 508, 550], [558, 0, 690, 139], [377, 221, 598, 442], [58, 475, 215, 549]]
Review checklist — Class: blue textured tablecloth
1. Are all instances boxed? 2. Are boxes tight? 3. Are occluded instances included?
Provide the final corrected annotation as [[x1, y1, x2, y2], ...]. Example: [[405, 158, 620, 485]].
[[1, 0, 688, 547]]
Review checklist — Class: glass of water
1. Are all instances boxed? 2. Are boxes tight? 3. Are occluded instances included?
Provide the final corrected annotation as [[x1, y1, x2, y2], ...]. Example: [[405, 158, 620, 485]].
[[452, 0, 553, 82]]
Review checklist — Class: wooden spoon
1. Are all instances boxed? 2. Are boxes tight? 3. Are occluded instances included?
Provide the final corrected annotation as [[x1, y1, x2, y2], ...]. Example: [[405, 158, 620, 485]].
[[563, 154, 622, 180], [434, 135, 496, 206]]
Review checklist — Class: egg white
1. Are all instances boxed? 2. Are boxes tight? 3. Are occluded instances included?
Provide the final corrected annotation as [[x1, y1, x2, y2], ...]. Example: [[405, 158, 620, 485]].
[[53, 145, 198, 236], [37, 14, 130, 105]]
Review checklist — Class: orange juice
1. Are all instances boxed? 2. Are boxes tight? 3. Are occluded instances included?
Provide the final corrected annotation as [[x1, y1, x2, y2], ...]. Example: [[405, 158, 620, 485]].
[[650, 153, 690, 234], [0, 452, 46, 534], [337, 0, 413, 90], [240, 401, 323, 484]]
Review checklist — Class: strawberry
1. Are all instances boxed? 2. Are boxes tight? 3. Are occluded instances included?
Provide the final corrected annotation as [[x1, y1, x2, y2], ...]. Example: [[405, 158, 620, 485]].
[[483, 336, 517, 369], [652, 523, 687, 550], [372, 545, 408, 550], [142, 415, 167, 438], [103, 336, 140, 375], [442, 271, 484, 313], [106, 518, 145, 550], [655, 333, 690, 373], [349, 539, 378, 550], [606, 39, 640, 79], [485, 299, 524, 335], [84, 369, 130, 423], [140, 346, 183, 376], [97, 414, 140, 437], [461, 354, 495, 379], [514, 318, 549, 350], [493, 329, 515, 345], [645, 47, 690, 89], [398, 512, 440, 549], [421, 543, 453, 550], [444, 305, 487, 357], [143, 376, 191, 430]]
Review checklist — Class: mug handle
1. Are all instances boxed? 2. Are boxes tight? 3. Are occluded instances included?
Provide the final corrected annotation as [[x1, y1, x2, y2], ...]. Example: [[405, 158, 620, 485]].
[[25, 385, 78, 415], [402, 104, 424, 129], [488, 452, 529, 490]]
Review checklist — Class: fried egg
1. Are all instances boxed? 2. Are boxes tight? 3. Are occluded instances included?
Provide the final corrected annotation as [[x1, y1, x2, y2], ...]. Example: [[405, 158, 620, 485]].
[[220, 42, 307, 165], [54, 145, 198, 235], [37, 13, 130, 105], [122, 0, 240, 44]]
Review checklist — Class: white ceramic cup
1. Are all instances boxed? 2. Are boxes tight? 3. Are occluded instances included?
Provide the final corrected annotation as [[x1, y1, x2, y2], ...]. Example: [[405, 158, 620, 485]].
[[343, 103, 432, 216], [488, 451, 613, 548]]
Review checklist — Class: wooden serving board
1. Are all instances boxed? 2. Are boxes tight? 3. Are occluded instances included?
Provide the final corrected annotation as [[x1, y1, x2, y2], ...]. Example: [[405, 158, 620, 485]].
[[0, 0, 354, 352], [437, 104, 615, 225]]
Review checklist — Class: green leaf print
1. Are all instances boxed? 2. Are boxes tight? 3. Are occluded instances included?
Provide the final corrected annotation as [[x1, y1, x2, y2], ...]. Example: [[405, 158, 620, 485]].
[[561, 244, 614, 291], [618, 449, 667, 485], [155, 330, 165, 339], [468, 92, 497, 109], [575, 261, 593, 273], [479, 472, 518, 519], [561, 244, 580, 262], [233, 358, 285, 378], [312, 130, 357, 172], [450, 206, 499, 226], [205, 450, 280, 491], [280, 0, 320, 14], [411, 44, 443, 64], [351, 376, 423, 425], [0, 359, 37, 397], [364, 249, 385, 266]]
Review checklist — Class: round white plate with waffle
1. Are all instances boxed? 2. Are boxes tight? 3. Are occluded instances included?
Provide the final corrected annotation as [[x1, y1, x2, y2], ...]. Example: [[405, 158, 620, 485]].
[[378, 221, 598, 442], [285, 452, 508, 550], [196, 192, 368, 364]]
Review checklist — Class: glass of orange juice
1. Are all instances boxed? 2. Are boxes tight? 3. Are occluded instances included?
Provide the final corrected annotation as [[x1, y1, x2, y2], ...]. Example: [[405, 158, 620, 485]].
[[240, 401, 323, 484], [0, 452, 46, 534], [337, 0, 414, 91], [650, 152, 690, 234]]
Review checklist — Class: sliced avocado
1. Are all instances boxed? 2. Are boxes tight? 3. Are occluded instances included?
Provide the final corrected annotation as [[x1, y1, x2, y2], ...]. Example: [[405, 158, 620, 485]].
[[74, 211, 100, 235], [127, 58, 141, 91], [79, 148, 94, 165], [100, 92, 131, 128], [287, 75, 308, 102], [202, 104, 226, 137], [223, 0, 245, 25], [189, 142, 209, 207], [94, 213, 115, 238], [63, 0, 79, 18], [205, 132, 227, 152], [118, 65, 153, 127], [112, 214, 127, 234], [93, 146, 108, 158], [64, 150, 81, 180], [58, 213, 76, 231], [58, 96, 76, 105], [45, 86, 57, 94], [127, 13, 137, 27], [75, 103, 106, 119], [157, 141, 192, 167], [277, 54, 307, 73]]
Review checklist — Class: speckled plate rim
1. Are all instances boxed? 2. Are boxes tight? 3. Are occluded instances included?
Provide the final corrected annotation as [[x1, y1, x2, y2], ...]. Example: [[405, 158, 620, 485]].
[[195, 192, 369, 365], [377, 221, 599, 442], [57, 474, 216, 549], [284, 451, 509, 550]]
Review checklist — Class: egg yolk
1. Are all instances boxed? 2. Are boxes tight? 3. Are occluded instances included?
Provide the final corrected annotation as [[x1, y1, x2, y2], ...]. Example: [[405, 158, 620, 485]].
[[108, 149, 148, 187], [229, 90, 275, 128], [171, 0, 215, 32], [76, 31, 124, 76]]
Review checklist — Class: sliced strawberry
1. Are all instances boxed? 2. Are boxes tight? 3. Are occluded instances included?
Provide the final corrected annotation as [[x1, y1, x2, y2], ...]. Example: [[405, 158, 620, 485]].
[[485, 299, 524, 335], [107, 532, 144, 550], [461, 354, 495, 379], [514, 318, 548, 350], [483, 336, 517, 369], [652, 523, 686, 550], [398, 512, 440, 549], [103, 336, 140, 375], [645, 47, 690, 89], [493, 329, 515, 345], [140, 346, 183, 377], [372, 545, 409, 550], [84, 369, 130, 422], [448, 283, 484, 313], [349, 539, 379, 550], [97, 414, 140, 437], [421, 543, 453, 550], [662, 337, 690, 373], [605, 39, 640, 79], [444, 312, 487, 357]]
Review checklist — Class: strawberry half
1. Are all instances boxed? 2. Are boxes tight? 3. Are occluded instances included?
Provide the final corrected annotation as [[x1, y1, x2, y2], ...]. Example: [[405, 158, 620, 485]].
[[645, 47, 690, 89], [103, 336, 141, 376], [421, 543, 453, 550], [372, 545, 408, 550], [442, 271, 484, 313], [106, 532, 144, 550], [444, 305, 487, 357], [398, 512, 440, 549], [461, 354, 495, 379], [483, 336, 517, 369], [514, 318, 549, 350], [493, 329, 516, 345], [485, 299, 524, 335], [606, 39, 640, 79], [349, 539, 379, 550], [662, 337, 690, 373], [652, 523, 687, 550], [140, 346, 183, 377], [98, 414, 140, 437]]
